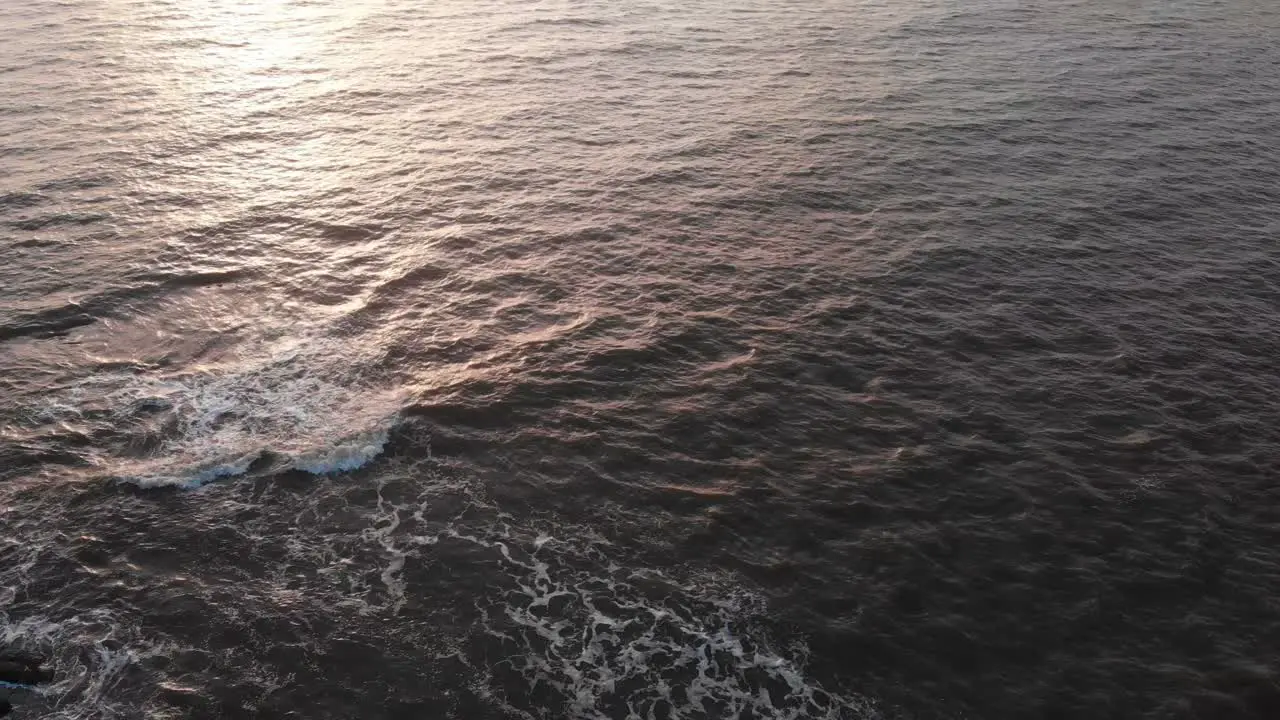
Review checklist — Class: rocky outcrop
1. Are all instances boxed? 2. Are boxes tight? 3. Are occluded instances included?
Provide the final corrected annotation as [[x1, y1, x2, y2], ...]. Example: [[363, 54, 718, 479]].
[[0, 651, 53, 717]]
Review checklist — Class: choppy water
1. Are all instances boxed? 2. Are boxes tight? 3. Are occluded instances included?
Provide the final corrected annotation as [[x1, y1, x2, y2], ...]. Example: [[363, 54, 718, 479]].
[[3, 0, 1280, 717]]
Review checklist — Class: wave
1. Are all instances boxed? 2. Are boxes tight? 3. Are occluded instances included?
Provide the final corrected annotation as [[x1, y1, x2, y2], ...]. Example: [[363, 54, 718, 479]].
[[30, 334, 407, 488], [118, 422, 397, 489], [0, 269, 250, 343]]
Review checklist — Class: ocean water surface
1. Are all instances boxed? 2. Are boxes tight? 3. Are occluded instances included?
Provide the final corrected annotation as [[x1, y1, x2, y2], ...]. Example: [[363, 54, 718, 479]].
[[3, 0, 1280, 717]]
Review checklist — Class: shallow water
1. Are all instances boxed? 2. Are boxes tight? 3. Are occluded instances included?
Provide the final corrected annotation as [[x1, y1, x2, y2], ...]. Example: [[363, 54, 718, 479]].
[[3, 0, 1280, 718]]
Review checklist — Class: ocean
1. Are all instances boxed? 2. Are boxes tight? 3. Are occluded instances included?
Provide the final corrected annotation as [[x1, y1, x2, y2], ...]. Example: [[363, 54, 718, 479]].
[[2, 0, 1279, 717]]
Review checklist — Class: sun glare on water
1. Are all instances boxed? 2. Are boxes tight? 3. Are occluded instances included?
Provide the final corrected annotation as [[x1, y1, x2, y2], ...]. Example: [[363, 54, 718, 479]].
[[121, 0, 391, 221], [181, 0, 336, 75]]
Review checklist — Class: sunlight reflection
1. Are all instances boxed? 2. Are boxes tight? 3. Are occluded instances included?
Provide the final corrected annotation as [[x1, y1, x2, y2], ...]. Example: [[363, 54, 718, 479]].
[[141, 1, 385, 213], [180, 0, 334, 76]]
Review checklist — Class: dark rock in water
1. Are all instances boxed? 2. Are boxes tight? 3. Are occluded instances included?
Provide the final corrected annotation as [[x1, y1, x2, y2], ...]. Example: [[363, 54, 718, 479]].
[[0, 651, 52, 716], [0, 660, 53, 685], [0, 651, 42, 667]]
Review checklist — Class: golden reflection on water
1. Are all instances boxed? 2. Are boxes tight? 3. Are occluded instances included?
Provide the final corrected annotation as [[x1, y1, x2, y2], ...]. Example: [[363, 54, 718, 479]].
[[133, 1, 385, 212], [174, 0, 382, 71]]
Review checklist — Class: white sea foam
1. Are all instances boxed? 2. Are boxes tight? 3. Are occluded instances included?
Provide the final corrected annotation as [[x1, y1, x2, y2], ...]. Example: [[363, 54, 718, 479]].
[[455, 530, 877, 720], [311, 472, 877, 720], [35, 334, 407, 488]]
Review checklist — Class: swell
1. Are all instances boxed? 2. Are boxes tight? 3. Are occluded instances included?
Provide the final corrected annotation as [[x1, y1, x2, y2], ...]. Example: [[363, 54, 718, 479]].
[[0, 269, 251, 342], [112, 418, 400, 489], [7, 325, 410, 489]]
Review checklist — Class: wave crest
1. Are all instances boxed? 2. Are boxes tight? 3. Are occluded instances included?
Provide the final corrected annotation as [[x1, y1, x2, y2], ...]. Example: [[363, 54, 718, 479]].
[[29, 335, 406, 488]]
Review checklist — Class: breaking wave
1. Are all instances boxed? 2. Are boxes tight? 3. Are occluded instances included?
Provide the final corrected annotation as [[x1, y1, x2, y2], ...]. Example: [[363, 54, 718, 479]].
[[26, 335, 406, 488]]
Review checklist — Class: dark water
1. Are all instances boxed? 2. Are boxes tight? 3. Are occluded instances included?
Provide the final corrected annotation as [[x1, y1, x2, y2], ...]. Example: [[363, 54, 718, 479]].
[[3, 0, 1280, 717]]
